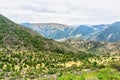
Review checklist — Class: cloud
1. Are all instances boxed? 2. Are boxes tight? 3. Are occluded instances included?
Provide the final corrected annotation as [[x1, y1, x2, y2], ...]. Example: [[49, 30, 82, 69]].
[[0, 0, 120, 25]]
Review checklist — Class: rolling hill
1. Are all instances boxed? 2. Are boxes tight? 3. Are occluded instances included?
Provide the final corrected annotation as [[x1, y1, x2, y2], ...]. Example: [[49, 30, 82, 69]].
[[64, 38, 120, 55]]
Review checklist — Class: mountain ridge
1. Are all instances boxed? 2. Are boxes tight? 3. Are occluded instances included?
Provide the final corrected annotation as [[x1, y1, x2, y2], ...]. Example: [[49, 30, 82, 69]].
[[21, 22, 120, 42], [21, 23, 107, 40]]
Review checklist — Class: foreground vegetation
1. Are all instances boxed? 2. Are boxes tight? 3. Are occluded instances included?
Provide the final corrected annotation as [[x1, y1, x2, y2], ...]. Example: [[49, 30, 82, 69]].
[[58, 68, 120, 80], [0, 47, 119, 79]]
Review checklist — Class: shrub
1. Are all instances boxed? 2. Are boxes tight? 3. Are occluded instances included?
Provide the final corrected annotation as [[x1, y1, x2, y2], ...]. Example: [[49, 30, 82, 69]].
[[109, 61, 120, 71]]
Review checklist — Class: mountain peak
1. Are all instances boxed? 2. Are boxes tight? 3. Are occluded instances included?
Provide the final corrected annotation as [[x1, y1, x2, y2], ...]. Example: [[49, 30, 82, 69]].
[[112, 21, 120, 26], [31, 23, 73, 29]]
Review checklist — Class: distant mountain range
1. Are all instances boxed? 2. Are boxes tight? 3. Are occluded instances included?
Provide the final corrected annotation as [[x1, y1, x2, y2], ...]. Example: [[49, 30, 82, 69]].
[[21, 22, 120, 42]]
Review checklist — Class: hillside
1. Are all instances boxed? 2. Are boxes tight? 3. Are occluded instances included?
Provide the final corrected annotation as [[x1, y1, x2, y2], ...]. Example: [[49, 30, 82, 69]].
[[64, 38, 120, 55], [0, 14, 78, 53]]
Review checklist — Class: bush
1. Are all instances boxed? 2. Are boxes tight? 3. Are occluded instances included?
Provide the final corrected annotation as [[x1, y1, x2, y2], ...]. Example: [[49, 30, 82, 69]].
[[47, 70, 56, 74], [109, 61, 120, 71]]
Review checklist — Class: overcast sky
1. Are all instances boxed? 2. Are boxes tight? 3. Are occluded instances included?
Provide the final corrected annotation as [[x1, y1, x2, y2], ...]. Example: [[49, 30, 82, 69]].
[[0, 0, 120, 25]]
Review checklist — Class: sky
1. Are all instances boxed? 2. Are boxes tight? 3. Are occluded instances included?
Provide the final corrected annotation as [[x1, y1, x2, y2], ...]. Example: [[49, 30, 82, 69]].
[[0, 0, 120, 25]]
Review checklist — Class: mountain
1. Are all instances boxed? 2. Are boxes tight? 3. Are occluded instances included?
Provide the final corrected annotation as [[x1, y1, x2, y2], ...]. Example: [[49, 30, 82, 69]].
[[21, 22, 120, 42], [21, 23, 72, 39], [69, 25, 97, 40], [22, 23, 108, 40], [32, 23, 72, 39], [92, 24, 109, 31], [90, 22, 120, 42], [21, 23, 32, 28], [70, 25, 95, 36], [0, 14, 78, 53]]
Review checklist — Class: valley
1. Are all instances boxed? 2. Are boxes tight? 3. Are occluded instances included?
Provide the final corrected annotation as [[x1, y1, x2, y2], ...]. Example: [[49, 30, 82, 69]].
[[0, 14, 120, 80]]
